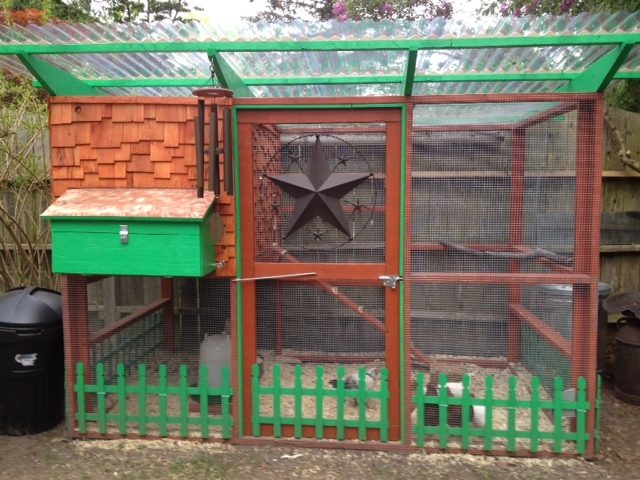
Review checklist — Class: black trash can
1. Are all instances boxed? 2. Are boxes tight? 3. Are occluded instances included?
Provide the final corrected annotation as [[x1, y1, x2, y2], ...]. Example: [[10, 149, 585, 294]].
[[0, 286, 64, 435]]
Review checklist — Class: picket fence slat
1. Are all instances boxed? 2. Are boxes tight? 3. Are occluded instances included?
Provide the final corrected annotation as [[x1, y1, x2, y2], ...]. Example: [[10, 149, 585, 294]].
[[74, 362, 233, 440], [253, 364, 389, 442], [411, 372, 595, 455]]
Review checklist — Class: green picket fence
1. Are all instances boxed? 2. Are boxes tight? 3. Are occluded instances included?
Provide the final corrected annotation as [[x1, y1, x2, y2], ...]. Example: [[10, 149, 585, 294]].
[[252, 364, 389, 441], [413, 372, 594, 455], [74, 362, 233, 439]]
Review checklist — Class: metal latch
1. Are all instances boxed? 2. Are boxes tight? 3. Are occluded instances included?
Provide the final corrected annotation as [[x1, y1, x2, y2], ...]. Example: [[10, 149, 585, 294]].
[[379, 275, 403, 289], [119, 225, 129, 244]]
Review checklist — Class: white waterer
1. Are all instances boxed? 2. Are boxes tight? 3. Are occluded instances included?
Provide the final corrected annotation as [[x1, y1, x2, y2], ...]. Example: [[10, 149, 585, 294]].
[[199, 333, 231, 388]]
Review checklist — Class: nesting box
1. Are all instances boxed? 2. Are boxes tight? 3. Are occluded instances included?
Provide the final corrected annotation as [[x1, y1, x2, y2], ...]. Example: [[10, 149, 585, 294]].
[[41, 188, 222, 277]]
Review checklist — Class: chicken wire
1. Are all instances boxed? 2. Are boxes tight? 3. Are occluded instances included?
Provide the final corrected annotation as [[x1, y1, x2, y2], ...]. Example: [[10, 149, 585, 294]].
[[257, 280, 385, 358], [255, 280, 386, 422], [64, 276, 233, 437], [406, 98, 596, 437], [410, 103, 577, 274], [252, 123, 387, 263]]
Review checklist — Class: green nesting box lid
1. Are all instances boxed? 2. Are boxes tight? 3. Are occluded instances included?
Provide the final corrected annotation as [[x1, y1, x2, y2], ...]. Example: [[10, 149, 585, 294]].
[[41, 188, 221, 277]]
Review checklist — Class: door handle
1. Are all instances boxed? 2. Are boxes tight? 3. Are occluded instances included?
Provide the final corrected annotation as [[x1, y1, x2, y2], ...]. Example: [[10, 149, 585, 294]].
[[379, 275, 403, 289]]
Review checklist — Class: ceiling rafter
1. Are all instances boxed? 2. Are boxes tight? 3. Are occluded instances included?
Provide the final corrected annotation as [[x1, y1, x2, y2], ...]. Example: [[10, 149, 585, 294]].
[[558, 42, 634, 93], [208, 52, 253, 98], [17, 53, 104, 96]]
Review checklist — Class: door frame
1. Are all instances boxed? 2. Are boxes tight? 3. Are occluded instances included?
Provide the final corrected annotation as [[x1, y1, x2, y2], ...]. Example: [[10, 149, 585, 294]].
[[234, 103, 406, 441]]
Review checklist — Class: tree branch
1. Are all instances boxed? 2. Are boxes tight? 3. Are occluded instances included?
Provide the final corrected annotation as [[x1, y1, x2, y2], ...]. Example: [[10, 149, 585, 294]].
[[605, 109, 640, 174], [440, 241, 573, 266]]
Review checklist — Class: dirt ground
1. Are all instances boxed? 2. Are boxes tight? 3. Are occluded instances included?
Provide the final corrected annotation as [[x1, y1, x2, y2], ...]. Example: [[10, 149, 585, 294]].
[[0, 376, 638, 480]]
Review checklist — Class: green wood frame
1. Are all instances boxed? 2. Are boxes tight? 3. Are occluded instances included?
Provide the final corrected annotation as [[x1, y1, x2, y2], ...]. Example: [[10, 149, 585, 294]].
[[3, 31, 639, 96]]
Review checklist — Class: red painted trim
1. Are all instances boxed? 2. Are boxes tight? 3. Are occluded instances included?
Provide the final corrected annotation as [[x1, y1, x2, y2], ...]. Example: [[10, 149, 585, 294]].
[[89, 298, 171, 345], [409, 272, 591, 285], [507, 128, 525, 363]]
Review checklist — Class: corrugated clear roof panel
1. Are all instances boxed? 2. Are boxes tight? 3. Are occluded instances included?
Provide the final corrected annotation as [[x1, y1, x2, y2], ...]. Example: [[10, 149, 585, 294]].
[[620, 44, 640, 73], [38, 52, 209, 80], [416, 45, 615, 75], [413, 102, 562, 127], [1, 13, 639, 97], [100, 86, 194, 96], [413, 81, 567, 95], [221, 50, 407, 78], [1, 12, 639, 45], [0, 56, 30, 77], [249, 83, 401, 98]]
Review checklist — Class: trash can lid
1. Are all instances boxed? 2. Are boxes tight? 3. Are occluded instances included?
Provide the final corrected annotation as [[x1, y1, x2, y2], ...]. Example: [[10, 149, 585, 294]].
[[0, 286, 62, 327]]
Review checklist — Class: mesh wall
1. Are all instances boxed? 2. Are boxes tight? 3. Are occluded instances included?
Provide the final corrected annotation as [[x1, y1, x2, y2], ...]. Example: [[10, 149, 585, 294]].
[[410, 103, 576, 274], [407, 98, 592, 424], [255, 279, 386, 424]]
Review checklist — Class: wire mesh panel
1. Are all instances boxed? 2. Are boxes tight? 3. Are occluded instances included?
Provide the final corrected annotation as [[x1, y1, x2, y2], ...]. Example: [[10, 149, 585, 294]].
[[254, 279, 387, 438], [411, 102, 577, 274], [409, 283, 508, 359], [252, 123, 386, 264], [406, 97, 600, 455], [63, 275, 233, 439]]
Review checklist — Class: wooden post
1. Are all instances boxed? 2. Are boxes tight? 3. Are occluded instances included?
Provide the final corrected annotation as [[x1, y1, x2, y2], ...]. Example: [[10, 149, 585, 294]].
[[61, 274, 89, 432], [508, 127, 526, 363], [572, 96, 604, 458]]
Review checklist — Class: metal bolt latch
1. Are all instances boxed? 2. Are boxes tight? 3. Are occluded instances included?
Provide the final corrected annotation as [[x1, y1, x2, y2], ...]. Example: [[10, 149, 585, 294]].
[[119, 225, 129, 244], [379, 275, 403, 289]]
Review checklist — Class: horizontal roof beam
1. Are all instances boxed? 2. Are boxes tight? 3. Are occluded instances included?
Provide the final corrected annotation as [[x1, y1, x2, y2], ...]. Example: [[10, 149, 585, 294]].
[[1, 34, 640, 55], [32, 69, 639, 90]]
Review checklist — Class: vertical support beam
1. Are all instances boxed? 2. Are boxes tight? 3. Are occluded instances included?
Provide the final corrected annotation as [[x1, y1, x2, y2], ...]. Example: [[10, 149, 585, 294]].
[[385, 118, 403, 442], [507, 127, 526, 363], [402, 49, 418, 97], [572, 96, 605, 458], [61, 275, 89, 433], [401, 103, 413, 446], [238, 120, 258, 436]]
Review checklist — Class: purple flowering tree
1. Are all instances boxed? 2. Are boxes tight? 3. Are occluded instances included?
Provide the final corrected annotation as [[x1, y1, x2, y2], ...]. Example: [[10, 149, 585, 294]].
[[481, 0, 640, 17]]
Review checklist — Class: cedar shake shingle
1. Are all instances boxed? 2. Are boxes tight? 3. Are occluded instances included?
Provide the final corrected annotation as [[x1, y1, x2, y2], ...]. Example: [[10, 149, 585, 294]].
[[49, 97, 236, 277]]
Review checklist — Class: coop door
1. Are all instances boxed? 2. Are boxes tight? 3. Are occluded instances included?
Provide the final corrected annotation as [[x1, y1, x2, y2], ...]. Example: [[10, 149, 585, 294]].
[[237, 109, 402, 440]]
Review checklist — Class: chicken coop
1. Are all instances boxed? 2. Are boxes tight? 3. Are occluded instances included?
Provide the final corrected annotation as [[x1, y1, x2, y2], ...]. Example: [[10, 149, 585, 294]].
[[3, 12, 640, 458]]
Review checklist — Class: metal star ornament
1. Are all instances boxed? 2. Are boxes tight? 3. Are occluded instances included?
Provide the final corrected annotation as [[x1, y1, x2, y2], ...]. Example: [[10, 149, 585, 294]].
[[265, 135, 371, 239]]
